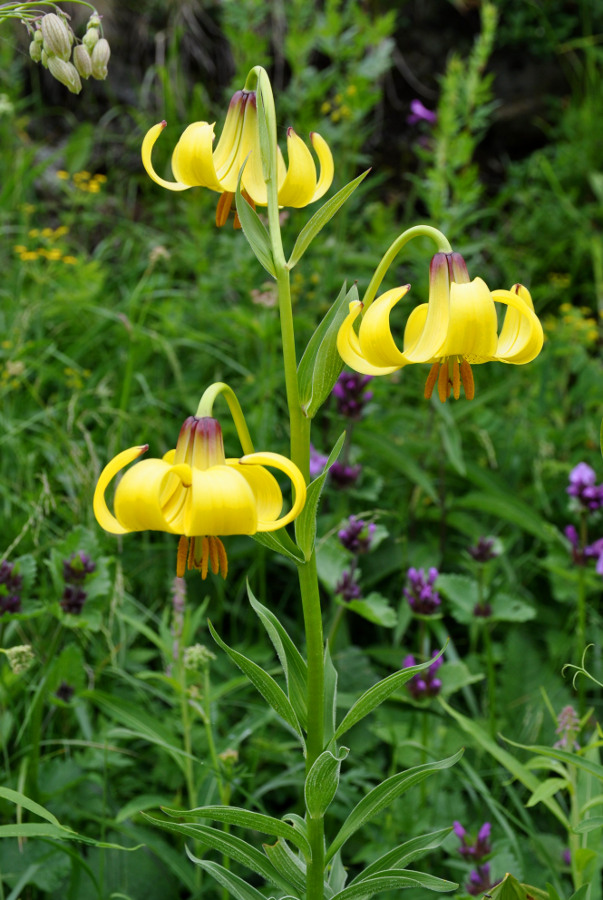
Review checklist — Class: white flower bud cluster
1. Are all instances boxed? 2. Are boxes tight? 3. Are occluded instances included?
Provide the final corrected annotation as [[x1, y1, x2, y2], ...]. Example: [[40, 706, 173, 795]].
[[27, 9, 110, 94]]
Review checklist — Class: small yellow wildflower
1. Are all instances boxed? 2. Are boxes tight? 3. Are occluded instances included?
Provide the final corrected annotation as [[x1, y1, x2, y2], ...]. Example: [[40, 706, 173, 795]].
[[28, 228, 39, 237], [57, 170, 70, 180], [41, 227, 54, 238], [13, 245, 27, 253], [62, 256, 78, 265]]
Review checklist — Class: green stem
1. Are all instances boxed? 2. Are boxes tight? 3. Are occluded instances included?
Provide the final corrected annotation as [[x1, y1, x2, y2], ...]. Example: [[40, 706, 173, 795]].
[[362, 225, 452, 310], [577, 512, 588, 716], [196, 382, 255, 454], [255, 65, 325, 900]]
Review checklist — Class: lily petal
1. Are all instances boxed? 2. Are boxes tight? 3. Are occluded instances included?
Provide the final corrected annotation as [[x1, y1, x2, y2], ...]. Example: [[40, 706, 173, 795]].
[[142, 123, 190, 192], [337, 301, 400, 376], [184, 466, 258, 536], [403, 253, 451, 361], [93, 445, 149, 535], [358, 285, 412, 367], [171, 122, 223, 191], [239, 451, 307, 532], [492, 285, 544, 363], [277, 128, 317, 208], [228, 458, 283, 523], [437, 278, 498, 363], [114, 458, 184, 534], [309, 132, 334, 202]]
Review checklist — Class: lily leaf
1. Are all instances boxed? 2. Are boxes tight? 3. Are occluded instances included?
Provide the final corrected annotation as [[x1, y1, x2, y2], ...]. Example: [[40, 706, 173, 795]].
[[235, 168, 276, 278], [295, 432, 346, 560], [288, 170, 370, 269], [305, 747, 349, 819]]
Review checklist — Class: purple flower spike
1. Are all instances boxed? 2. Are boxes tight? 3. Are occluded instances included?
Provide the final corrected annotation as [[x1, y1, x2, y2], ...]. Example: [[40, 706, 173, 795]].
[[404, 567, 441, 615], [338, 516, 376, 555], [455, 821, 492, 861], [309, 445, 328, 479], [332, 372, 373, 420], [567, 462, 603, 511], [453, 821, 466, 839], [467, 864, 493, 896], [405, 650, 444, 700], [335, 570, 362, 602], [468, 536, 499, 563], [330, 461, 362, 489], [407, 99, 437, 126]]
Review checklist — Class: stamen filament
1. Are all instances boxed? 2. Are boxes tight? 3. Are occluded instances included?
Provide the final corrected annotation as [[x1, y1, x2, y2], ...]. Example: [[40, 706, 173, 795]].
[[424, 361, 440, 399], [460, 359, 475, 400]]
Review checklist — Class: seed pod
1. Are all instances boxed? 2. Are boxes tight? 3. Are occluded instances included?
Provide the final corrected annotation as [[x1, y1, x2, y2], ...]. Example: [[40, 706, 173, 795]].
[[82, 27, 99, 51], [90, 38, 110, 80], [47, 57, 82, 94], [73, 45, 92, 79], [29, 41, 42, 63], [40, 13, 72, 62]]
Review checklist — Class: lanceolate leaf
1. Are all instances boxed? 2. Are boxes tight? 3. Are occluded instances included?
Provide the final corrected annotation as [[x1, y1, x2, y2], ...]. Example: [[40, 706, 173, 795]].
[[235, 169, 276, 278], [334, 653, 444, 740], [295, 432, 346, 560], [288, 170, 370, 269], [349, 828, 453, 884], [252, 529, 305, 564], [248, 586, 308, 730], [186, 854, 278, 900], [208, 621, 303, 743], [325, 750, 463, 861], [330, 869, 457, 900], [262, 840, 307, 895], [161, 805, 312, 858], [144, 817, 292, 893], [305, 747, 349, 819]]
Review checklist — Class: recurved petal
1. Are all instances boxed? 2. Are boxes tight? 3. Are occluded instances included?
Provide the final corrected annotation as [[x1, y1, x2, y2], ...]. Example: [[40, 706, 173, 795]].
[[171, 122, 223, 190], [309, 132, 334, 202], [142, 123, 190, 192], [114, 458, 185, 533], [403, 253, 451, 362], [184, 466, 258, 536], [227, 458, 283, 523], [437, 278, 498, 363], [337, 301, 400, 376], [492, 285, 544, 363], [358, 286, 412, 367], [94, 445, 149, 535], [277, 129, 317, 208], [239, 451, 307, 532]]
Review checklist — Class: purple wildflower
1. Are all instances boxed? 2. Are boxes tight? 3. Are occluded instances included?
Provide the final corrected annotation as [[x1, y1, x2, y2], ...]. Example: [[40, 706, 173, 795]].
[[562, 848, 571, 866], [338, 516, 376, 555], [335, 570, 362, 602], [404, 651, 443, 699], [60, 584, 87, 614], [466, 864, 494, 896], [0, 560, 23, 616], [565, 524, 586, 566], [330, 461, 362, 488], [554, 705, 580, 751], [63, 552, 96, 583], [454, 821, 492, 861], [468, 537, 499, 563], [404, 567, 441, 615], [407, 99, 437, 126], [567, 463, 603, 511], [332, 372, 373, 420], [585, 537, 603, 575]]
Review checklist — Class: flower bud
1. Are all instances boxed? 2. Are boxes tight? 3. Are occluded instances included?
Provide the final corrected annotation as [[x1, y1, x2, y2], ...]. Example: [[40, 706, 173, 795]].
[[40, 13, 72, 62], [34, 29, 44, 44], [29, 41, 42, 63], [47, 57, 82, 94], [91, 38, 110, 80], [41, 49, 49, 69], [82, 27, 99, 51], [87, 14, 102, 29], [73, 45, 92, 79]]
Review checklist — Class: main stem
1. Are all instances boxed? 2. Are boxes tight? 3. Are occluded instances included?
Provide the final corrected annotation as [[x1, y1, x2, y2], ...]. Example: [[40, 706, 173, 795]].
[[257, 67, 325, 900]]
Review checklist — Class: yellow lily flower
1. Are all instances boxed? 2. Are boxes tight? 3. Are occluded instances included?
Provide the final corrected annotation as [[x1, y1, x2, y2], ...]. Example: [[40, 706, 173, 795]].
[[337, 252, 544, 402], [94, 415, 306, 578], [142, 88, 334, 227]]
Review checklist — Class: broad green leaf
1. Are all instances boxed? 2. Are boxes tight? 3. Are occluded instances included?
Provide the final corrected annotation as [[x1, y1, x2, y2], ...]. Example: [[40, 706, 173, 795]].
[[331, 869, 457, 900], [144, 817, 291, 893], [347, 593, 397, 628], [334, 653, 444, 740], [326, 750, 462, 861], [248, 586, 308, 730], [252, 529, 305, 564], [295, 432, 346, 560], [573, 816, 603, 834], [298, 284, 358, 419], [489, 873, 549, 900], [162, 805, 311, 858], [235, 171, 276, 278], [186, 854, 274, 900], [350, 828, 453, 883], [305, 747, 349, 818], [262, 840, 307, 895], [526, 777, 569, 808], [436, 574, 477, 625], [569, 887, 590, 900], [289, 170, 370, 268], [0, 786, 61, 826], [439, 699, 569, 829], [208, 621, 303, 742], [490, 593, 536, 623]]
